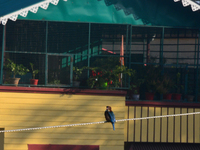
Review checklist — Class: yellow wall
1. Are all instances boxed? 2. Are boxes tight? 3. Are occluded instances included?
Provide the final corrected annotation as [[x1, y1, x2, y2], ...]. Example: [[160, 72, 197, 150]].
[[0, 92, 125, 150], [125, 106, 200, 143]]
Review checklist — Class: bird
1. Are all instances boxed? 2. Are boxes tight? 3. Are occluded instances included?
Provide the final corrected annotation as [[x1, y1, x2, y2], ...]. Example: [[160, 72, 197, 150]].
[[104, 106, 116, 130]]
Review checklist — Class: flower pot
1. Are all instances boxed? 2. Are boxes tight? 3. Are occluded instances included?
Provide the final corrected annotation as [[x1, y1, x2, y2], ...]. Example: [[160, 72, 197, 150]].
[[145, 92, 154, 100], [73, 81, 80, 87], [163, 93, 172, 100], [187, 95, 194, 102], [30, 79, 39, 85], [172, 93, 182, 100], [198, 95, 200, 102], [132, 94, 140, 100], [9, 78, 20, 86]]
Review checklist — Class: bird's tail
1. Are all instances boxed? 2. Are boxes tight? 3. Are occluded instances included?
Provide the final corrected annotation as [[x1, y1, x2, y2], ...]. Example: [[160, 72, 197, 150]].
[[112, 122, 115, 131]]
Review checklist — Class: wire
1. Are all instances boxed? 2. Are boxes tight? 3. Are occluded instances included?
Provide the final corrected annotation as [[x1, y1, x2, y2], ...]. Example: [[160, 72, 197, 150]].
[[0, 111, 199, 133]]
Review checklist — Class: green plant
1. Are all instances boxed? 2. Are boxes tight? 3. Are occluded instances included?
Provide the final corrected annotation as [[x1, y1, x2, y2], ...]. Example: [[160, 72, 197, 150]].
[[5, 59, 29, 78], [130, 70, 145, 93], [73, 67, 83, 81], [143, 65, 161, 93], [30, 62, 39, 79], [84, 65, 133, 89], [146, 80, 158, 93], [157, 75, 174, 94], [173, 72, 184, 93], [49, 79, 60, 85]]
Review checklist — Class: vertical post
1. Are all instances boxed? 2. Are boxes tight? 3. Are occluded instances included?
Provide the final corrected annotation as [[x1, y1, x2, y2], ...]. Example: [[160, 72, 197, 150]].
[[70, 55, 73, 86], [124, 25, 129, 87], [143, 39, 146, 64], [45, 21, 48, 85], [0, 25, 6, 84], [195, 29, 200, 102], [112, 40, 114, 54], [146, 38, 150, 64], [159, 27, 164, 100], [128, 25, 132, 88], [125, 25, 129, 66], [194, 37, 197, 65], [87, 23, 91, 78], [160, 27, 164, 75], [120, 35, 124, 87], [0, 128, 4, 150], [176, 35, 179, 66], [184, 65, 188, 101]]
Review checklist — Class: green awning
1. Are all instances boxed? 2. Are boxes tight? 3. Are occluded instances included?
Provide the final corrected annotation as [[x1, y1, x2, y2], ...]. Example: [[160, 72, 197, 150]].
[[1, 0, 200, 28]]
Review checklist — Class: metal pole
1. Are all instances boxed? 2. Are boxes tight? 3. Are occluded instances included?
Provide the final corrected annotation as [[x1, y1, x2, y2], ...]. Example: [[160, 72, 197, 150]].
[[70, 55, 73, 86], [45, 21, 48, 85], [128, 25, 132, 88], [176, 35, 179, 66], [195, 29, 200, 102], [160, 27, 164, 75], [124, 25, 129, 87], [143, 39, 145, 64], [1, 25, 6, 84], [160, 27, 164, 100], [87, 23, 91, 78], [125, 25, 129, 66]]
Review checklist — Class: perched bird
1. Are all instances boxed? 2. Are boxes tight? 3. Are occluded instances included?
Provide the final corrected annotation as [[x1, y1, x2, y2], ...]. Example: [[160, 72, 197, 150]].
[[104, 106, 116, 130]]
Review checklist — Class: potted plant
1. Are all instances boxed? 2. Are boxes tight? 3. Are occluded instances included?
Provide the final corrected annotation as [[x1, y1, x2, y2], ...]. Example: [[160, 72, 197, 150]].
[[30, 62, 39, 85], [144, 65, 161, 100], [172, 72, 183, 100], [130, 85, 140, 100], [157, 75, 174, 100], [130, 70, 145, 100], [73, 67, 83, 87], [4, 59, 29, 85], [187, 86, 194, 102], [84, 65, 133, 89], [145, 80, 158, 100]]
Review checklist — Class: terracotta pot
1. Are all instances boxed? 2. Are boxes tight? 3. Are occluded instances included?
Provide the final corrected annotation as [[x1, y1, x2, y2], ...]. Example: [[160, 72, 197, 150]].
[[30, 79, 39, 85], [9, 78, 20, 86], [163, 93, 172, 100], [145, 92, 154, 100], [172, 93, 182, 100]]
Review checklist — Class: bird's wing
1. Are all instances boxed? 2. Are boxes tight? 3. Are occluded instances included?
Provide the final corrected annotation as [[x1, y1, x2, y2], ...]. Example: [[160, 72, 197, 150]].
[[104, 111, 111, 122], [109, 111, 116, 123]]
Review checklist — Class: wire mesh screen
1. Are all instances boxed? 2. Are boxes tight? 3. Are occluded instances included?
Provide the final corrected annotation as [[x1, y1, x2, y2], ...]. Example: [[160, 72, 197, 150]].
[[6, 20, 46, 53], [91, 24, 127, 54], [0, 25, 3, 83], [0, 20, 200, 100], [48, 55, 71, 86], [47, 22, 89, 54]]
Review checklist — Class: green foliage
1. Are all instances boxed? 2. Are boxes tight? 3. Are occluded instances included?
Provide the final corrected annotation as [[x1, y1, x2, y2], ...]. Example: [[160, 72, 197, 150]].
[[143, 65, 161, 93], [5, 59, 29, 78], [130, 70, 145, 93], [30, 62, 39, 79], [49, 79, 60, 85], [84, 65, 133, 89], [73, 67, 83, 81], [173, 72, 184, 93], [156, 75, 174, 94]]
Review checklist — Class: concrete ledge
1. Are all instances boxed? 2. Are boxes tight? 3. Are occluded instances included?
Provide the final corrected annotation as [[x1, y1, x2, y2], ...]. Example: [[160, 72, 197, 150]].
[[0, 86, 127, 96], [126, 100, 200, 108]]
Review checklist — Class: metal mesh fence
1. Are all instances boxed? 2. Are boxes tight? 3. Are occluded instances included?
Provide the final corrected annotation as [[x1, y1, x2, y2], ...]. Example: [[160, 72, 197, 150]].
[[0, 20, 200, 101]]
